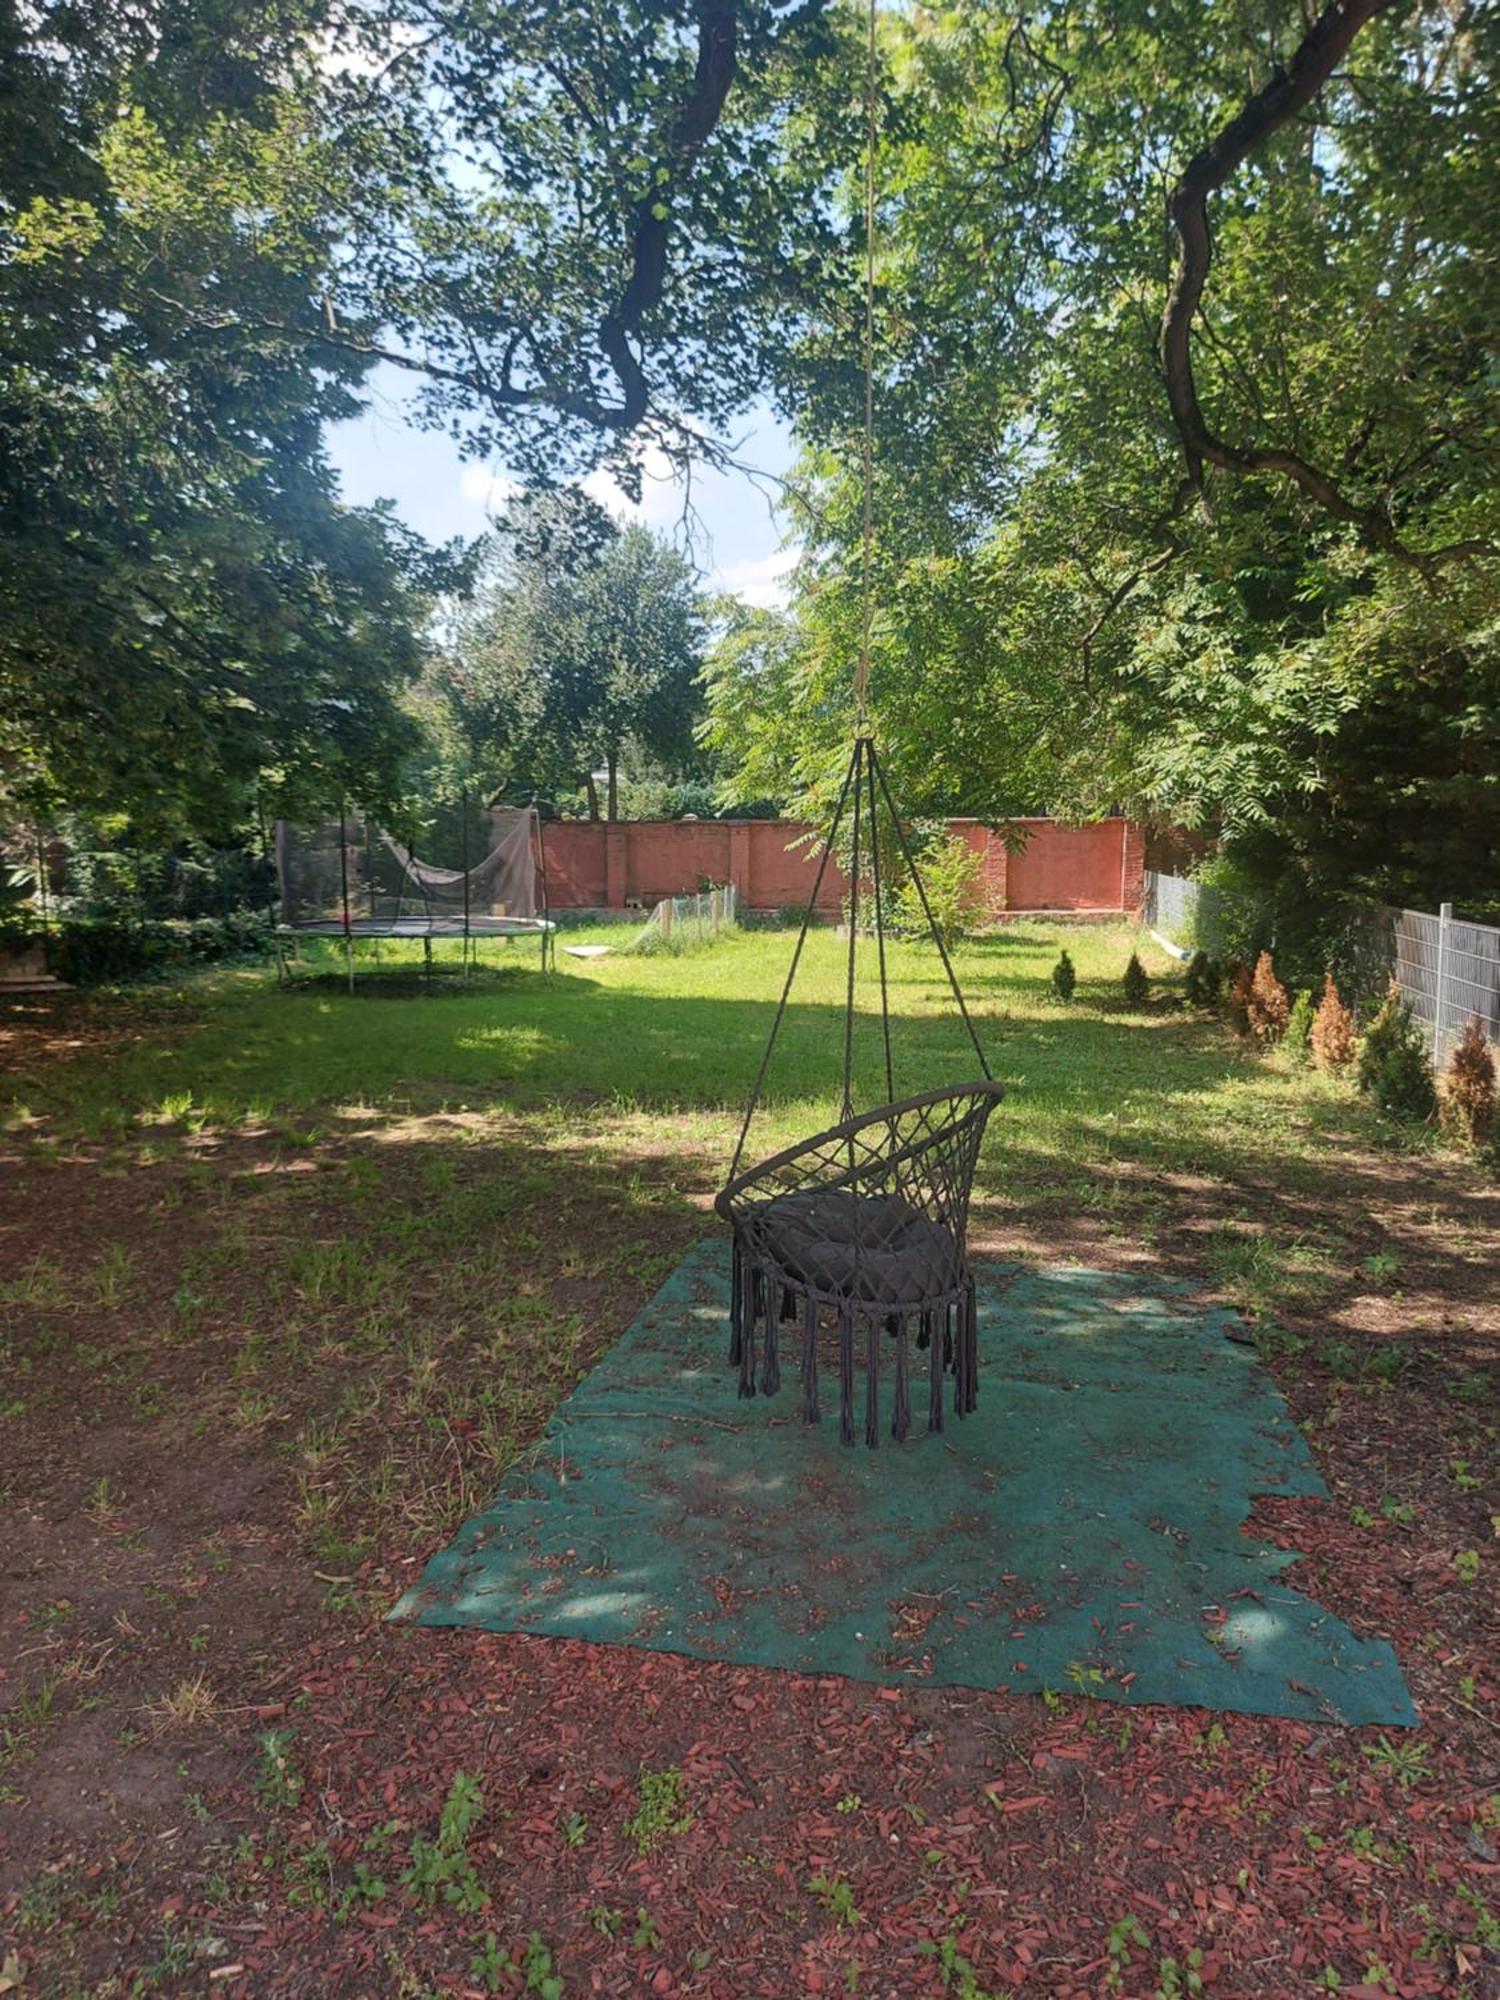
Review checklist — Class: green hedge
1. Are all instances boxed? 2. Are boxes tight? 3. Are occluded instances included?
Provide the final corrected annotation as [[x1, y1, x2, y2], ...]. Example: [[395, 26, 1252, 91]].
[[33, 910, 274, 985]]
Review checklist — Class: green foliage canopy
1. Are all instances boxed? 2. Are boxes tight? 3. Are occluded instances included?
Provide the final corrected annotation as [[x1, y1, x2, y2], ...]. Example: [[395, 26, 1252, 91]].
[[713, 0, 1500, 916], [443, 492, 709, 817], [261, 0, 855, 484], [0, 1, 466, 836]]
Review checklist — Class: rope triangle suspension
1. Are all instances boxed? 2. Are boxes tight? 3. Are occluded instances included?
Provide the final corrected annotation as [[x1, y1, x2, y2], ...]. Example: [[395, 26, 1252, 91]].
[[716, 0, 1003, 1447]]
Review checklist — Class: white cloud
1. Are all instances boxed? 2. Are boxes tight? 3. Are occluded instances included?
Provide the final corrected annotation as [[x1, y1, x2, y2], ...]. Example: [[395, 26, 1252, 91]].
[[581, 441, 684, 529], [459, 463, 520, 517], [710, 548, 799, 610], [317, 19, 426, 80]]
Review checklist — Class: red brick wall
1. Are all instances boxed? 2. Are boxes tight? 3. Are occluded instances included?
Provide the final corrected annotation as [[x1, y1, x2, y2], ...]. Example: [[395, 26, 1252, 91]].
[[539, 817, 1145, 916], [1005, 819, 1132, 913]]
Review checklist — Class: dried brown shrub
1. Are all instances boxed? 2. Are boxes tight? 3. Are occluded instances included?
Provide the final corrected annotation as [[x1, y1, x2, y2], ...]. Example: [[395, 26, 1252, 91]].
[[1247, 950, 1290, 1044], [1440, 1016, 1496, 1148], [1310, 973, 1356, 1072], [1224, 961, 1253, 1036]]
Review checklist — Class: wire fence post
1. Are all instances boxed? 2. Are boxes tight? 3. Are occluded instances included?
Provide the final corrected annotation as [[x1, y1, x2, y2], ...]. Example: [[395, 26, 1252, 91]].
[[1432, 900, 1452, 1063]]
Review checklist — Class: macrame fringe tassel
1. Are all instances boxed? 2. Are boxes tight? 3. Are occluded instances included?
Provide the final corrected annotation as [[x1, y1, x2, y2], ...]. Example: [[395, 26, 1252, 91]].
[[963, 1282, 979, 1413], [729, 1239, 744, 1367], [892, 1315, 911, 1442], [865, 1312, 880, 1449], [927, 1309, 944, 1434], [802, 1293, 820, 1423], [731, 1246, 976, 1441], [953, 1292, 968, 1416], [761, 1271, 781, 1396], [737, 1252, 757, 1399]]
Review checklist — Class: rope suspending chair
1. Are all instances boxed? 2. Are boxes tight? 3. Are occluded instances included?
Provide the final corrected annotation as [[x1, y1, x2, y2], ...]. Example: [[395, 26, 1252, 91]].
[[716, 733, 1003, 1447], [716, 0, 1000, 1444]]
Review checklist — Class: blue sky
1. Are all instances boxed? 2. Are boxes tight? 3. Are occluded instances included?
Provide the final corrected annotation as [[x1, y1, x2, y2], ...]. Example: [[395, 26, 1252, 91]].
[[327, 365, 799, 607]]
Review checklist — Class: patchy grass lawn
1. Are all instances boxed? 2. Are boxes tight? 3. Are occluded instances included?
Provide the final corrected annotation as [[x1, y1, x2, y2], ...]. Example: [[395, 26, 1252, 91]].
[[1, 921, 1496, 1997]]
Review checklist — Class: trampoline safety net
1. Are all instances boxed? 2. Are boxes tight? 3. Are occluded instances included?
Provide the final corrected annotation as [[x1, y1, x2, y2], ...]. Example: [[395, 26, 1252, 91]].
[[275, 807, 541, 935]]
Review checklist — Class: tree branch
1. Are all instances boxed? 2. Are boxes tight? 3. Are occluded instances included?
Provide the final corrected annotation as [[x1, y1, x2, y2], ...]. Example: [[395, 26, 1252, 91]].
[[597, 0, 739, 427], [1076, 475, 1197, 686], [1158, 0, 1491, 571], [153, 3, 747, 449]]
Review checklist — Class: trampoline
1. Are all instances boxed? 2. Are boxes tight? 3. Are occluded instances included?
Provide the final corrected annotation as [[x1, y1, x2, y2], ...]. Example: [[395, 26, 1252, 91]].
[[274, 796, 555, 989]]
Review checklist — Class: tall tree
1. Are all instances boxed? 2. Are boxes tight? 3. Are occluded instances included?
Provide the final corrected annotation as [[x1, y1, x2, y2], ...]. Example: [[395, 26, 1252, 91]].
[[448, 493, 708, 818], [745, 0, 1500, 918], [0, 0, 466, 836], [1, 0, 855, 833]]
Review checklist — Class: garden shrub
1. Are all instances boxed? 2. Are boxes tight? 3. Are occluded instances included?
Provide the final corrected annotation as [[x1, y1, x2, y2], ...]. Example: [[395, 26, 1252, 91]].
[[1121, 952, 1149, 1009], [1354, 985, 1434, 1120], [1182, 950, 1221, 1009], [1186, 846, 1390, 997], [1246, 950, 1290, 1043], [1439, 1017, 1495, 1149], [1356, 985, 1407, 1093], [1310, 974, 1356, 1071], [1051, 949, 1076, 1002], [1371, 1032, 1436, 1122], [44, 911, 272, 985], [892, 833, 986, 951], [1284, 989, 1316, 1062], [1224, 961, 1253, 1035]]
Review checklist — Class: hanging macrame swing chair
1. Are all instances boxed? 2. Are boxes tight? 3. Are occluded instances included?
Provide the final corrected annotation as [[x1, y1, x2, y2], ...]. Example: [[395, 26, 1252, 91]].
[[716, 0, 1001, 1446], [715, 730, 1003, 1447]]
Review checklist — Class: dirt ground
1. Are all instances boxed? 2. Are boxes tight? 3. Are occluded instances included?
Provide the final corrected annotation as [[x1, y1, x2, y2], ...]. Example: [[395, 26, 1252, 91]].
[[2, 989, 1497, 1998]]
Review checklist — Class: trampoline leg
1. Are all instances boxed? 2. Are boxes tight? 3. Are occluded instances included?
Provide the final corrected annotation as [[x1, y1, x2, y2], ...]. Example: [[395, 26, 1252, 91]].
[[424, 935, 433, 989], [344, 934, 354, 995]]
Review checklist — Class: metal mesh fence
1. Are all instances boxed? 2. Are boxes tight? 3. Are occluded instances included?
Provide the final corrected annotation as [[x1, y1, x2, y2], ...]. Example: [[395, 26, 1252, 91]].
[[1387, 904, 1500, 1060], [1143, 870, 1212, 948], [1144, 872, 1500, 1063], [628, 883, 738, 952]]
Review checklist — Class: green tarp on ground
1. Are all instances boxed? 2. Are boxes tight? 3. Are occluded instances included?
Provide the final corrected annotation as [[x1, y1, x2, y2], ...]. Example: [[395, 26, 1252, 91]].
[[394, 1241, 1415, 1726]]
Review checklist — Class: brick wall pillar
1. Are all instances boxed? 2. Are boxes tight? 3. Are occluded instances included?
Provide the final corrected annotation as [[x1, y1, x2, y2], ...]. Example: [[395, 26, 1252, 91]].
[[986, 827, 1010, 914], [729, 822, 752, 908], [604, 824, 628, 908], [1120, 820, 1147, 915]]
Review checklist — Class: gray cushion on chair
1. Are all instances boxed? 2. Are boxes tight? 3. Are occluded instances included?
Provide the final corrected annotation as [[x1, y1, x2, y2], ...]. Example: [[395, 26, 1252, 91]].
[[757, 1188, 958, 1305]]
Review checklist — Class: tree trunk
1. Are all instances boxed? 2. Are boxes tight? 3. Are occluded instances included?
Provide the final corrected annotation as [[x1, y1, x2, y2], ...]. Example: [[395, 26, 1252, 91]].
[[585, 771, 601, 820], [607, 749, 619, 822], [1153, 0, 1488, 568]]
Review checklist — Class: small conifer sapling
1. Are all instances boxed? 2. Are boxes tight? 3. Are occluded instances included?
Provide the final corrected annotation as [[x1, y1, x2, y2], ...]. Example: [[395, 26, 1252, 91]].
[[1311, 973, 1356, 1072], [1440, 1017, 1495, 1148], [1247, 950, 1290, 1043]]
